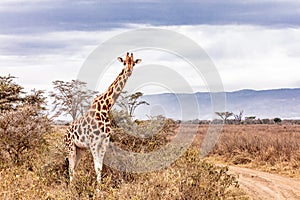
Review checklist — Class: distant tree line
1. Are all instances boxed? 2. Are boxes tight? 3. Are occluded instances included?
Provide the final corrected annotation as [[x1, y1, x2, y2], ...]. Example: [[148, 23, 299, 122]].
[[180, 110, 299, 125], [182, 118, 300, 125]]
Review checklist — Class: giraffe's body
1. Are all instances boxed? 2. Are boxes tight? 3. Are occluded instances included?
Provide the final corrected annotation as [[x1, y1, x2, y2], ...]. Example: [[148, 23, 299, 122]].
[[65, 52, 141, 183]]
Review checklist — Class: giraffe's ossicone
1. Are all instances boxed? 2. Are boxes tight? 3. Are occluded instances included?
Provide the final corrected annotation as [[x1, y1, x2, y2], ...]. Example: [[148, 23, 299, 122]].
[[64, 52, 142, 184]]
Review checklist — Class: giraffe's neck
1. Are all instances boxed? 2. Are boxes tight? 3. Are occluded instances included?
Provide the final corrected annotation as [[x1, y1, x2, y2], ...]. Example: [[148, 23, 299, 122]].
[[94, 68, 130, 111]]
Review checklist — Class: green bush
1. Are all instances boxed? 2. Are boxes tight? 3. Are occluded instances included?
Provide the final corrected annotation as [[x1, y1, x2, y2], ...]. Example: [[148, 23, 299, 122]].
[[273, 117, 282, 124]]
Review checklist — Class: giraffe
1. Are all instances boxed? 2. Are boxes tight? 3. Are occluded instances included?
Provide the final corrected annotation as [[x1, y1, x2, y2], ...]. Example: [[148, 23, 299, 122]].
[[64, 52, 142, 184]]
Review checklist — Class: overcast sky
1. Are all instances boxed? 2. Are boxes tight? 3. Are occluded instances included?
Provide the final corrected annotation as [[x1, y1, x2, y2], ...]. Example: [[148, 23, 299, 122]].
[[0, 0, 300, 94]]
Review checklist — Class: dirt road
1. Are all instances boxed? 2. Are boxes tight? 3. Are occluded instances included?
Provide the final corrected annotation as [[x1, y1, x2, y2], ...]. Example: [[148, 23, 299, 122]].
[[228, 166, 300, 200]]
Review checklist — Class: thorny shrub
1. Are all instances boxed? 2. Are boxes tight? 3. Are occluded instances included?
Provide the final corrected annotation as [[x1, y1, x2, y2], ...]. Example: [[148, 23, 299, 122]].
[[0, 106, 51, 166]]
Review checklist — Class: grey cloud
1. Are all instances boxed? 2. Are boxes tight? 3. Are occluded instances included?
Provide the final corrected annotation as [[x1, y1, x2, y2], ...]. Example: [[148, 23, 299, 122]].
[[0, 0, 300, 34]]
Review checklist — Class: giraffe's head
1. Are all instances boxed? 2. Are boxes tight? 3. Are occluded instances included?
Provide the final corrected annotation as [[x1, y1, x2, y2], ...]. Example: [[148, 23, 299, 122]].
[[117, 52, 142, 75]]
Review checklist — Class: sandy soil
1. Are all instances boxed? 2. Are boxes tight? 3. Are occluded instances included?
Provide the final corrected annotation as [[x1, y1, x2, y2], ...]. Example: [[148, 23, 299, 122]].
[[229, 166, 300, 200]]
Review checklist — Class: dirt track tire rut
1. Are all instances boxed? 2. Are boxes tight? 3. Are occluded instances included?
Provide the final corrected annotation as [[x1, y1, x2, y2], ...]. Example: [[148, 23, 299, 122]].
[[229, 166, 300, 200]]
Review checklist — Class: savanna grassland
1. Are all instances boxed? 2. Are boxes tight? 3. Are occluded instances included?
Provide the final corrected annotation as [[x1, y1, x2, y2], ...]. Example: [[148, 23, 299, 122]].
[[1, 121, 299, 199], [208, 124, 300, 178], [0, 121, 245, 200], [0, 75, 246, 199]]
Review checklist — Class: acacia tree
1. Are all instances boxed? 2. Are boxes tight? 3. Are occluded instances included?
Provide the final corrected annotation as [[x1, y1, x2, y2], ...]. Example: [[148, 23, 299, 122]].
[[110, 91, 149, 129], [0, 75, 23, 112], [116, 91, 149, 117], [215, 111, 233, 124], [50, 80, 97, 120], [0, 75, 46, 113]]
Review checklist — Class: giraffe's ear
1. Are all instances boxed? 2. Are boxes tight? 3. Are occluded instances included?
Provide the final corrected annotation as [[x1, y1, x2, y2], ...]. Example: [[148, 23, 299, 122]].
[[117, 57, 123, 63], [135, 59, 142, 64]]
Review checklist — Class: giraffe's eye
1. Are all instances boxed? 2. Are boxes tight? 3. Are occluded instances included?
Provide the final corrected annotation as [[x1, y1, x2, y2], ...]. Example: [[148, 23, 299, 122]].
[[133, 63, 135, 66], [123, 62, 126, 66]]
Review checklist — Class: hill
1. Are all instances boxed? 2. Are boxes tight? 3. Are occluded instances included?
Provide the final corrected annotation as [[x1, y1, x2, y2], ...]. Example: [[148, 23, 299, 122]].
[[135, 88, 300, 120]]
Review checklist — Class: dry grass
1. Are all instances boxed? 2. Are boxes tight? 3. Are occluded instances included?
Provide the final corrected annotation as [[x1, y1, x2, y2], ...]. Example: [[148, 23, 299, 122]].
[[209, 124, 300, 178], [0, 123, 247, 200], [1, 121, 299, 199]]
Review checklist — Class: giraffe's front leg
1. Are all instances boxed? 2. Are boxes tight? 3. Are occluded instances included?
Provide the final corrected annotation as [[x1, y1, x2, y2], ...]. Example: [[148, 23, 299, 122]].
[[65, 131, 77, 184], [92, 134, 110, 184]]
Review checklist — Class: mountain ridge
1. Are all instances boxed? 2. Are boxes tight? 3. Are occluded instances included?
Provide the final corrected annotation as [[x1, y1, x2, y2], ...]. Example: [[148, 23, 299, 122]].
[[135, 88, 300, 120]]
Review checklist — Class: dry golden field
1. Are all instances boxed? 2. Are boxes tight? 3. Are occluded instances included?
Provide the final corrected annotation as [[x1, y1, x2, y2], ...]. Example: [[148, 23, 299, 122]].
[[209, 124, 300, 178], [1, 123, 299, 199]]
